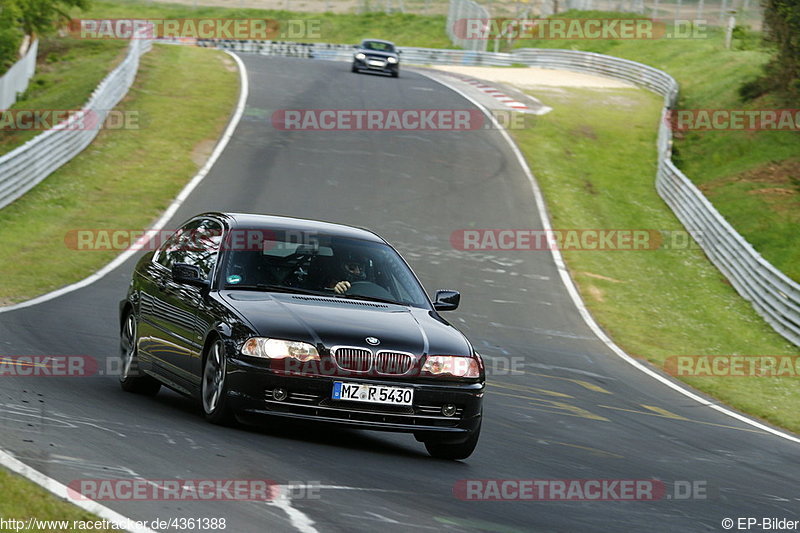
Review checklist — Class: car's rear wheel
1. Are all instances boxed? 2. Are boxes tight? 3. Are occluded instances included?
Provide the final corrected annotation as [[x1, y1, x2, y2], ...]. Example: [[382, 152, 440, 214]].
[[119, 312, 161, 396], [201, 338, 235, 425], [423, 419, 481, 460]]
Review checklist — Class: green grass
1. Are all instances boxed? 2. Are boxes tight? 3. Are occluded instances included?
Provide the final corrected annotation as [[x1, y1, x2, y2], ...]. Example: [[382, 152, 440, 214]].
[[511, 86, 799, 431], [0, 467, 116, 532], [0, 43, 238, 304], [507, 10, 800, 282], [0, 37, 127, 155], [79, 0, 453, 48]]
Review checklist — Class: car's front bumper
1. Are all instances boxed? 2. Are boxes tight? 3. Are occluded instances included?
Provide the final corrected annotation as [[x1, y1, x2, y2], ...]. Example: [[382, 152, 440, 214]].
[[353, 58, 398, 74], [226, 357, 483, 436]]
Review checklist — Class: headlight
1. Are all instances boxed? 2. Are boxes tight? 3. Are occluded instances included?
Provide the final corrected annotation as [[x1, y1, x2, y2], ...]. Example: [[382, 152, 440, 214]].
[[241, 338, 320, 362], [355, 52, 366, 60], [421, 356, 480, 378], [387, 57, 398, 64]]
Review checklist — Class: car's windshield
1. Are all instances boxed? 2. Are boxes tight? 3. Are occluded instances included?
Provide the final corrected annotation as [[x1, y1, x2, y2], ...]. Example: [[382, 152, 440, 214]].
[[221, 229, 429, 308], [362, 41, 395, 53]]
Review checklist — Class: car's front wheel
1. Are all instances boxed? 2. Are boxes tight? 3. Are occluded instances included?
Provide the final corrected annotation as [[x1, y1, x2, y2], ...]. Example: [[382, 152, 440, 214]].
[[391, 67, 399, 78], [119, 311, 161, 396], [351, 62, 359, 73], [201, 338, 235, 425], [423, 419, 481, 460]]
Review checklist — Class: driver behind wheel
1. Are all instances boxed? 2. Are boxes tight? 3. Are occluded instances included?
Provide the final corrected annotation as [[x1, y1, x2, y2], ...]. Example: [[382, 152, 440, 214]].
[[301, 253, 364, 294], [332, 253, 368, 294]]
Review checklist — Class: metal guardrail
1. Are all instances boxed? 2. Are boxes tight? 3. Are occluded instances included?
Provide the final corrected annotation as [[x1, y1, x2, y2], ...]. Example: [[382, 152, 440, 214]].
[[204, 38, 800, 346], [0, 33, 152, 210], [0, 40, 38, 109]]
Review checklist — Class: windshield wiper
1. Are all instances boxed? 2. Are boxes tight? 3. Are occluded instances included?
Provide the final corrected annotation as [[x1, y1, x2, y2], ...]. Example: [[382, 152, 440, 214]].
[[338, 293, 404, 306], [225, 284, 325, 296]]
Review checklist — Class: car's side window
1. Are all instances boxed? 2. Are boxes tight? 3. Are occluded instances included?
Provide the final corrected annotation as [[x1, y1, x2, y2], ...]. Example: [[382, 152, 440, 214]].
[[185, 219, 224, 279], [174, 219, 223, 279], [155, 219, 223, 280], [155, 220, 203, 270]]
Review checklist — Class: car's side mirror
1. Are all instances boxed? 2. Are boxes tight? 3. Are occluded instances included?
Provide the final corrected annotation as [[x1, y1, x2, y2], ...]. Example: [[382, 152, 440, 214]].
[[172, 263, 209, 288], [433, 290, 460, 311]]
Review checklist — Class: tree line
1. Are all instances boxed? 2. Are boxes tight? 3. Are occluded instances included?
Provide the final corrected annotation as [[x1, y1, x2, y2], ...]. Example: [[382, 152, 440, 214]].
[[759, 0, 799, 100], [0, 0, 89, 70]]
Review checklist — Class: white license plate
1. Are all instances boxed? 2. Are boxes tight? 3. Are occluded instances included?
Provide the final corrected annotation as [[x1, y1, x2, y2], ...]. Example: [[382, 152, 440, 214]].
[[368, 60, 385, 67], [332, 382, 413, 405]]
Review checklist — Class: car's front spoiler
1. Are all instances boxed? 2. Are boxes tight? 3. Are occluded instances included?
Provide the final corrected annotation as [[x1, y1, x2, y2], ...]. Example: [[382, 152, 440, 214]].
[[227, 357, 483, 435], [234, 407, 475, 434], [353, 59, 398, 75]]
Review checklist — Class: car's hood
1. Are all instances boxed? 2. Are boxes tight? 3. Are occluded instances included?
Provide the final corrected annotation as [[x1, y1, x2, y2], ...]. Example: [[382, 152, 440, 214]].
[[220, 291, 471, 357]]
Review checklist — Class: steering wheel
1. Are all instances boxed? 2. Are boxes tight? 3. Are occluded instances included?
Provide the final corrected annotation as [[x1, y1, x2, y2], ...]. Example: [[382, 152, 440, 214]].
[[345, 281, 395, 300]]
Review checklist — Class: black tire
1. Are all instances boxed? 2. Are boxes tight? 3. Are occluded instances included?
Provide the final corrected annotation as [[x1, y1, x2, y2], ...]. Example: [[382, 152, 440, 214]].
[[391, 68, 399, 78], [351, 63, 358, 73], [424, 419, 481, 460], [119, 312, 161, 396], [201, 338, 235, 425]]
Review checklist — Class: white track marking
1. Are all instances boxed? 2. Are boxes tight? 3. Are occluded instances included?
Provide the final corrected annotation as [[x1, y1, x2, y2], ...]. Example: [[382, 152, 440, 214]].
[[0, 50, 249, 314], [0, 449, 157, 533], [263, 484, 417, 533], [265, 485, 319, 533], [421, 71, 800, 446]]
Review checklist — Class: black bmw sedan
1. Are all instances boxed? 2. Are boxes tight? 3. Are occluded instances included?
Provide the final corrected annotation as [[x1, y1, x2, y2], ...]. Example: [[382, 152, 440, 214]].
[[119, 213, 484, 459], [352, 39, 400, 77]]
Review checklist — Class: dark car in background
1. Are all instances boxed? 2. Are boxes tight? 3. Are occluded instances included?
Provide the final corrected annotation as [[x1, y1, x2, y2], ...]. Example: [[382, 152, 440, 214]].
[[352, 39, 401, 77], [119, 213, 484, 459]]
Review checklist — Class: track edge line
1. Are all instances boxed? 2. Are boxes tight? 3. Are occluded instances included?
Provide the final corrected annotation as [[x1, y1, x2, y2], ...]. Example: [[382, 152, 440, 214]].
[[0, 450, 158, 533], [418, 70, 800, 446]]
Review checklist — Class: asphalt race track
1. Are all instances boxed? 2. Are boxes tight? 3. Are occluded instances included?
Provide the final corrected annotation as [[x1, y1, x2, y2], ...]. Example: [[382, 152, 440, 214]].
[[0, 55, 798, 533]]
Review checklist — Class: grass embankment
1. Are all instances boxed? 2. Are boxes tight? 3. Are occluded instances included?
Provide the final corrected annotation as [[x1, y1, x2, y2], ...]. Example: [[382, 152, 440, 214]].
[[0, 38, 126, 155], [510, 11, 800, 281], [0, 44, 238, 303], [81, 0, 453, 48], [511, 86, 799, 431], [0, 467, 116, 532]]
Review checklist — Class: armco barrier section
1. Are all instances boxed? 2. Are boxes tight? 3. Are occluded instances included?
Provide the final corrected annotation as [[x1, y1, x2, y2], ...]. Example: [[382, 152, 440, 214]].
[[0, 40, 38, 109], [0, 33, 152, 210], [203, 38, 800, 346]]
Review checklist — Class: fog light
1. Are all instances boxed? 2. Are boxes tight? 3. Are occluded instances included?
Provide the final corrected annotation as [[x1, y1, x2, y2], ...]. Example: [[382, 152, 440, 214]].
[[273, 388, 288, 401], [441, 403, 457, 417]]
